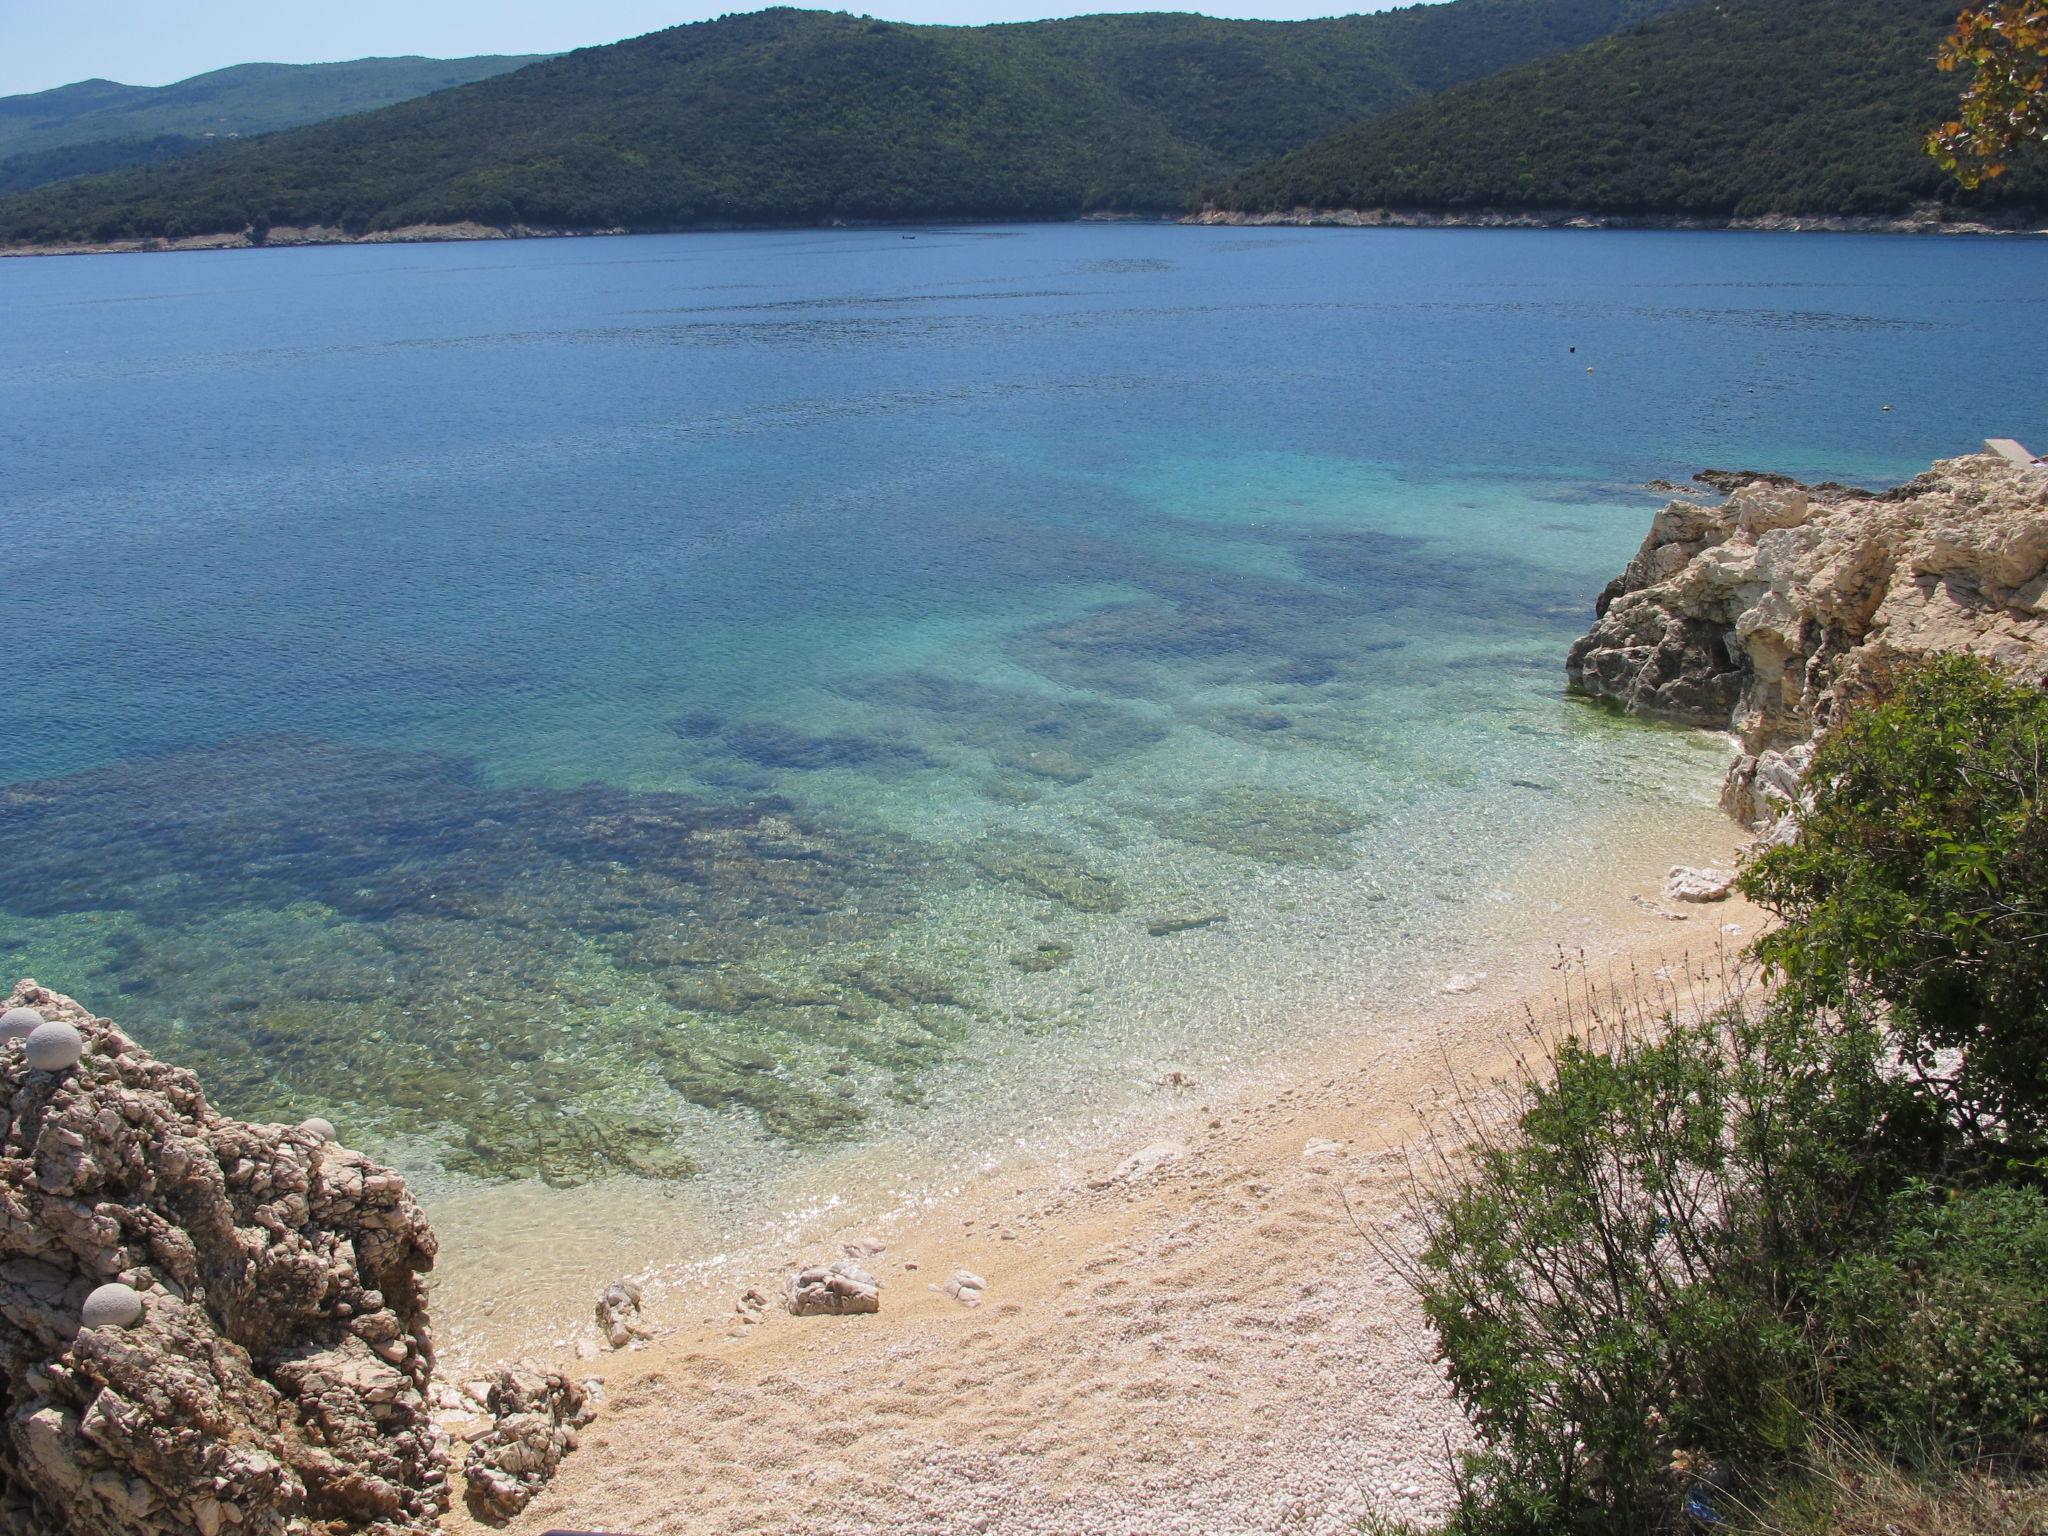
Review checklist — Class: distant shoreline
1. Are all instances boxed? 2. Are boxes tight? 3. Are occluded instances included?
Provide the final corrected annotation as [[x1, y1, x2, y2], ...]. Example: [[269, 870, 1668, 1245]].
[[1186, 205, 2048, 237], [6, 204, 2045, 258]]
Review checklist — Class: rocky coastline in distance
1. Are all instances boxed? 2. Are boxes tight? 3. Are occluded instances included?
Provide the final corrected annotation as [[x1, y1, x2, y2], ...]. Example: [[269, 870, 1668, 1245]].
[[1188, 204, 2048, 236], [6, 205, 2048, 258], [3, 451, 2043, 1534]]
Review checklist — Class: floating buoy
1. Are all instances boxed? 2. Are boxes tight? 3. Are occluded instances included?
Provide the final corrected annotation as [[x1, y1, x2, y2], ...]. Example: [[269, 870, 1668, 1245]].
[[0, 1007, 43, 1044], [1587, 366, 1595, 373], [24, 1020, 82, 1072], [1882, 404, 1893, 411], [81, 1282, 144, 1330]]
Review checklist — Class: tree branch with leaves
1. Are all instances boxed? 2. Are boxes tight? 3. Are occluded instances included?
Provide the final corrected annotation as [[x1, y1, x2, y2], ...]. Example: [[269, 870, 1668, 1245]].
[[1928, 3, 2048, 187]]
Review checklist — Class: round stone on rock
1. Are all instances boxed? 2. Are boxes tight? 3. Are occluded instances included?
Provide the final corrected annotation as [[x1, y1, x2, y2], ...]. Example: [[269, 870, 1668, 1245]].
[[81, 1282, 144, 1330], [301, 1117, 337, 1142], [0, 1007, 44, 1044], [24, 1020, 82, 1072]]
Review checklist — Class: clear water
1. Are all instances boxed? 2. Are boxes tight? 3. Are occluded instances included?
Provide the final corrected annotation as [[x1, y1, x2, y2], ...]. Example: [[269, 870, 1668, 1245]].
[[2, 225, 2040, 1307]]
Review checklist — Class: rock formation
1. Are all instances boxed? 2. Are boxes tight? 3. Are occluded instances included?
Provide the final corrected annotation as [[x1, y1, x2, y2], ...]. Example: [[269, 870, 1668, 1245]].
[[1568, 454, 2048, 826], [460, 1363, 593, 1522], [593, 1280, 648, 1350], [0, 981, 445, 1536], [784, 1260, 880, 1316]]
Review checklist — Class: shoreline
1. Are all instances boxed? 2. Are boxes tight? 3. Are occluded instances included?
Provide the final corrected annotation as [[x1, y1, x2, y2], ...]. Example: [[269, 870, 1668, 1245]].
[[4, 204, 2044, 259], [428, 816, 1761, 1536], [418, 780, 1747, 1374], [1185, 206, 2048, 237]]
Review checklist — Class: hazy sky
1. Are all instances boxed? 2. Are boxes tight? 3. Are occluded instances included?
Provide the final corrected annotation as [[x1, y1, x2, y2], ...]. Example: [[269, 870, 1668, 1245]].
[[1, 1, 1417, 97]]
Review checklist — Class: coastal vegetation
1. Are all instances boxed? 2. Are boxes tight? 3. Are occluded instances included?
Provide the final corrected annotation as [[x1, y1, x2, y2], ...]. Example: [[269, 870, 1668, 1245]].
[[1393, 657, 2048, 1534], [0, 1, 1701, 242], [1214, 0, 2048, 219], [0, 55, 548, 195]]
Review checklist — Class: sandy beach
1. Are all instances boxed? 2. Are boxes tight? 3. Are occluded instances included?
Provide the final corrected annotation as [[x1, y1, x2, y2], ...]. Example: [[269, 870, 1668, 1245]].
[[440, 831, 1761, 1536]]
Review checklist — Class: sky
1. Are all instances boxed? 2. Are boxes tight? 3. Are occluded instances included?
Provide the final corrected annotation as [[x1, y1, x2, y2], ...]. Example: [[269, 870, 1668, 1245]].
[[0, 1, 1411, 98]]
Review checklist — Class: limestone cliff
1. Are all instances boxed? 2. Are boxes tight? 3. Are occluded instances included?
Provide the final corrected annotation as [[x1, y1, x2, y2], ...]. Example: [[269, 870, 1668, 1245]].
[[1568, 454, 2048, 825], [0, 981, 445, 1536]]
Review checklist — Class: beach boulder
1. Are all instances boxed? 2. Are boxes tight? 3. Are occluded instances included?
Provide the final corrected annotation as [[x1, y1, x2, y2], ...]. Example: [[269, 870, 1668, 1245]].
[[461, 1361, 594, 1521], [785, 1260, 881, 1316]]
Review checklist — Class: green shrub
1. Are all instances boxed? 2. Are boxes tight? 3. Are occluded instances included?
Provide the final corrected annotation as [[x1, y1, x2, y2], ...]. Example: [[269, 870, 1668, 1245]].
[[1818, 1180, 2048, 1456], [1410, 997, 1894, 1535], [1741, 654, 2048, 1162], [1415, 654, 2048, 1535]]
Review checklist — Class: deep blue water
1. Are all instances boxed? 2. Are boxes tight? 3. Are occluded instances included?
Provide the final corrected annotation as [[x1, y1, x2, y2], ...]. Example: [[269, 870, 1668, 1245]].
[[1, 224, 2041, 1190]]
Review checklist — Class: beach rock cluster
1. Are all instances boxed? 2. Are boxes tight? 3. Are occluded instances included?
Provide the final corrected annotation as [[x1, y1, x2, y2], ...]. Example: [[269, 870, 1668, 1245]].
[[593, 1280, 648, 1350], [460, 1362, 594, 1522], [1568, 455, 2048, 827], [0, 981, 445, 1536], [785, 1260, 881, 1316]]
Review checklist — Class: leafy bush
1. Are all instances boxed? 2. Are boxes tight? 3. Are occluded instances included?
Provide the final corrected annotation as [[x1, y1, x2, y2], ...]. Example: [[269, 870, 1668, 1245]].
[[1819, 1180, 2048, 1456], [1413, 655, 2048, 1534], [1742, 654, 2048, 1162], [1408, 996, 1895, 1534]]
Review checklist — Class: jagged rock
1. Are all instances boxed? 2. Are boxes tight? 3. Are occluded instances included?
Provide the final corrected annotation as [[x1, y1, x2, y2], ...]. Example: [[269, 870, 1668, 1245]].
[[784, 1260, 880, 1317], [593, 1280, 648, 1350], [1666, 866, 1736, 904], [0, 981, 445, 1536], [461, 1362, 592, 1522], [1569, 455, 2048, 827]]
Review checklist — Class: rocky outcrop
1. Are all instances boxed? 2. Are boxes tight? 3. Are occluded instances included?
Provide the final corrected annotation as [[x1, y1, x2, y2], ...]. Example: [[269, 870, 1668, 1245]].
[[461, 1363, 593, 1522], [1568, 454, 2048, 826], [0, 981, 445, 1536]]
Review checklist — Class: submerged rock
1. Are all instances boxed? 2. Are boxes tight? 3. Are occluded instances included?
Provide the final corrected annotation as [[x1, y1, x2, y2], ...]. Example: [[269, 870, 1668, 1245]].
[[1568, 455, 2048, 828], [0, 735, 939, 1181], [0, 980, 444, 1536], [1135, 786, 1366, 868], [1007, 942, 1073, 973], [1145, 910, 1227, 937]]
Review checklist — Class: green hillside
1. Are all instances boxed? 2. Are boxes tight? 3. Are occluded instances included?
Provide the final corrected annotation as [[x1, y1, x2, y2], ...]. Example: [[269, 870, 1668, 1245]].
[[0, 55, 551, 195], [0, 2, 1697, 244], [1214, 0, 2048, 218]]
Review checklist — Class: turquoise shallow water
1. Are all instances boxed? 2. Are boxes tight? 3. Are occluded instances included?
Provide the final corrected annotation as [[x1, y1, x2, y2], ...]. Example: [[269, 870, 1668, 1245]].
[[1, 226, 2042, 1215]]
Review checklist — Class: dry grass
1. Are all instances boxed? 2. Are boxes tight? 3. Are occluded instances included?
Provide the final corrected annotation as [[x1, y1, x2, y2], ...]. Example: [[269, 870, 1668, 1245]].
[[1729, 1435, 2048, 1536]]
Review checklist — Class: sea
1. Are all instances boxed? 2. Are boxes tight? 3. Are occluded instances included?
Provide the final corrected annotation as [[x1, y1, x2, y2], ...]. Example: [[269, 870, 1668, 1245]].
[[3, 223, 2040, 1354]]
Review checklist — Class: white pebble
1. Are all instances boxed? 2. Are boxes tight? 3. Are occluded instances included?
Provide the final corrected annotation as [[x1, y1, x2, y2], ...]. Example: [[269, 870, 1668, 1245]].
[[0, 1007, 44, 1044], [25, 1021, 82, 1072], [81, 1282, 143, 1330]]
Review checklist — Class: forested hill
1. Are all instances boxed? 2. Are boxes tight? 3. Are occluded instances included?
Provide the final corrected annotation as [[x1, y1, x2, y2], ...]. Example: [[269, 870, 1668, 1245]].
[[0, 56, 550, 197], [1213, 0, 2048, 220], [0, 2, 1698, 244]]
